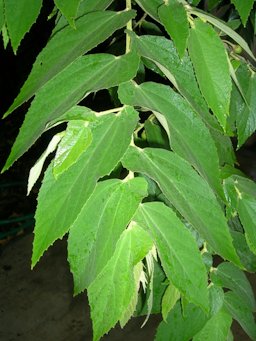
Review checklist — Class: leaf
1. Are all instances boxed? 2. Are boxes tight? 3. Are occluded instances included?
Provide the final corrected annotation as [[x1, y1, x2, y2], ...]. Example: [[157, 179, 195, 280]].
[[231, 231, 256, 272], [4, 0, 42, 53], [231, 0, 254, 26], [53, 120, 92, 178], [193, 308, 232, 341], [188, 19, 232, 130], [88, 224, 153, 341], [161, 283, 180, 321], [68, 177, 148, 293], [54, 0, 81, 27], [27, 133, 63, 195], [31, 107, 139, 267], [4, 10, 136, 117], [211, 262, 256, 311], [224, 291, 256, 340], [0, 0, 4, 31], [225, 175, 256, 255], [237, 71, 256, 147], [119, 81, 223, 198], [134, 202, 209, 311], [3, 52, 139, 171], [158, 1, 189, 58], [156, 302, 208, 341], [122, 146, 241, 266], [189, 9, 256, 62], [135, 0, 162, 22], [144, 117, 170, 149]]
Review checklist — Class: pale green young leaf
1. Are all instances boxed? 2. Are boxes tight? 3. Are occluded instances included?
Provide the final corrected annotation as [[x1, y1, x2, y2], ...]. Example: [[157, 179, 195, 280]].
[[27, 133, 63, 195], [88, 224, 153, 341], [156, 302, 208, 341], [1, 24, 9, 49], [225, 175, 256, 255], [32, 107, 139, 267], [189, 9, 256, 62], [224, 291, 256, 340], [53, 120, 92, 178], [68, 177, 148, 293], [135, 0, 162, 22], [3, 52, 139, 171], [231, 0, 254, 26], [188, 19, 232, 130], [122, 147, 241, 266], [4, 10, 136, 118], [161, 283, 180, 321], [120, 261, 143, 328], [119, 81, 223, 198], [158, 1, 189, 58], [211, 262, 256, 311], [54, 0, 81, 27], [193, 308, 232, 341], [134, 202, 209, 311], [4, 0, 42, 53]]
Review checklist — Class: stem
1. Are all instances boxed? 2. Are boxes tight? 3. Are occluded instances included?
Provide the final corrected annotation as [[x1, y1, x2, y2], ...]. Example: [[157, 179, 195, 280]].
[[126, 0, 132, 53], [95, 106, 124, 116]]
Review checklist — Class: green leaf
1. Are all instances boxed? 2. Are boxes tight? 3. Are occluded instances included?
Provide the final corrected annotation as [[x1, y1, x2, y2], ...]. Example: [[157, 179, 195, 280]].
[[4, 10, 136, 117], [188, 19, 232, 130], [236, 71, 256, 147], [224, 291, 256, 340], [88, 224, 153, 341], [161, 283, 180, 321], [4, 0, 42, 53], [3, 52, 139, 171], [122, 146, 241, 266], [0, 0, 4, 31], [211, 262, 256, 311], [134, 202, 209, 311], [225, 175, 256, 255], [53, 120, 92, 178], [54, 0, 81, 27], [189, 9, 256, 62], [68, 177, 148, 293], [144, 117, 170, 149], [231, 0, 254, 26], [135, 0, 162, 22], [31, 107, 139, 267], [78, 0, 114, 13], [158, 1, 189, 58], [231, 231, 256, 272], [119, 81, 223, 198], [27, 133, 63, 195], [193, 308, 232, 341], [156, 302, 208, 341]]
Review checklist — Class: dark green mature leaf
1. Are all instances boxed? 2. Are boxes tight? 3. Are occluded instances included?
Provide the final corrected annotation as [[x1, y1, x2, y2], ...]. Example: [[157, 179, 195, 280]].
[[211, 262, 256, 311], [122, 147, 241, 265], [3, 52, 139, 171], [231, 231, 256, 272], [119, 81, 223, 197], [54, 0, 81, 27], [31, 107, 139, 267], [225, 175, 256, 255], [144, 118, 170, 149], [4, 0, 42, 53], [4, 10, 136, 117], [188, 19, 232, 130], [130, 33, 235, 165], [78, 0, 114, 13], [193, 308, 232, 341], [236, 71, 256, 147], [224, 291, 256, 340], [53, 120, 92, 178], [88, 224, 153, 341], [156, 302, 208, 341], [134, 202, 209, 311], [68, 177, 148, 293], [231, 0, 254, 26], [158, 1, 189, 58], [135, 0, 162, 22]]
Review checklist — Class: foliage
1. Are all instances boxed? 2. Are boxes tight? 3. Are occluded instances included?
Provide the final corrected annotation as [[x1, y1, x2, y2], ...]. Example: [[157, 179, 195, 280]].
[[1, 0, 256, 340]]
